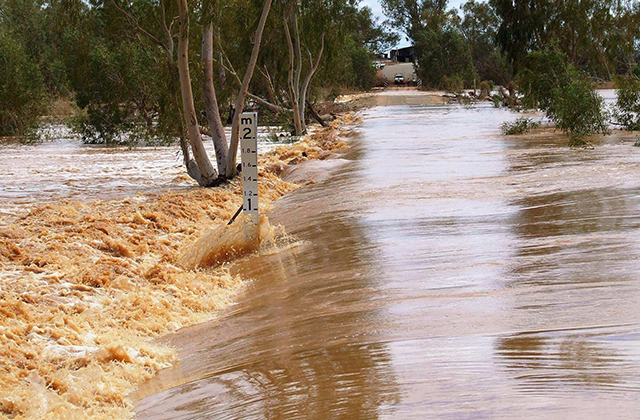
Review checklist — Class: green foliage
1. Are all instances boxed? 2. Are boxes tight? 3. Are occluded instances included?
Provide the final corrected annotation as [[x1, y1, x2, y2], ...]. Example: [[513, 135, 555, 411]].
[[460, 0, 511, 85], [381, 0, 452, 38], [350, 45, 377, 91], [547, 70, 609, 141], [519, 48, 609, 142], [443, 75, 464, 94], [71, 37, 175, 145], [491, 0, 640, 79], [0, 30, 47, 136], [518, 47, 568, 111], [478, 80, 493, 97], [614, 76, 640, 131], [501, 117, 539, 135], [415, 26, 475, 89], [353, 6, 399, 55]]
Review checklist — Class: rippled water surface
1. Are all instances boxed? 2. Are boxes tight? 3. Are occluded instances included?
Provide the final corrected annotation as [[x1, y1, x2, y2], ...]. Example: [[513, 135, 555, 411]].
[[129, 96, 640, 419], [0, 126, 284, 215], [127, 97, 640, 419], [6, 93, 637, 419]]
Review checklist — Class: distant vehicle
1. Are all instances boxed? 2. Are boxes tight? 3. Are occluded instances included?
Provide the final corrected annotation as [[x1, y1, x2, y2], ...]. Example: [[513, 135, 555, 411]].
[[394, 74, 405, 85]]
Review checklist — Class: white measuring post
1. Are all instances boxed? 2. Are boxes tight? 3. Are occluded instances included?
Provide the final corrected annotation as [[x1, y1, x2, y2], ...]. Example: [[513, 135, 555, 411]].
[[240, 112, 259, 221]]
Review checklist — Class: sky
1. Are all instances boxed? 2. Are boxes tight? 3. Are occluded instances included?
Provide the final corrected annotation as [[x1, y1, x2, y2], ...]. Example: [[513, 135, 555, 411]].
[[360, 0, 469, 50]]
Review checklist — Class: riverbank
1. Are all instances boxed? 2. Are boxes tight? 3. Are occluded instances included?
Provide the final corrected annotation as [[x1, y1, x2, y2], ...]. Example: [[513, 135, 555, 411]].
[[0, 115, 355, 419]]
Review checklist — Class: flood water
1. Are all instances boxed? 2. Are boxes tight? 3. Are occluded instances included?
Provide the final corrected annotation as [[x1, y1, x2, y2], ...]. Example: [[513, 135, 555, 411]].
[[0, 126, 285, 215], [133, 96, 640, 419]]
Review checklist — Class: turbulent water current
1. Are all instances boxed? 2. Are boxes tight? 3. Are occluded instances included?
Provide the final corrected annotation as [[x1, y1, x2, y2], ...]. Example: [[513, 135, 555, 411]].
[[130, 93, 640, 419], [2, 91, 640, 419]]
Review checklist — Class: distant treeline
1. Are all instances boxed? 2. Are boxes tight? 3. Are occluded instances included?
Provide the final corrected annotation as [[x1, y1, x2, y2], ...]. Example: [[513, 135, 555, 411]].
[[382, 0, 640, 90]]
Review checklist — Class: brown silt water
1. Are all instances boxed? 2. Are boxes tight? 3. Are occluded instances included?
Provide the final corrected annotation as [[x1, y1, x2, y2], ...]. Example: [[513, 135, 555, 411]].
[[133, 95, 640, 419], [16, 95, 640, 419]]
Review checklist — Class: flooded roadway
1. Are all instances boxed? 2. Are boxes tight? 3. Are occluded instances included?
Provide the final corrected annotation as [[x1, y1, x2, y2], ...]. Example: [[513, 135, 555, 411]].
[[135, 97, 640, 419]]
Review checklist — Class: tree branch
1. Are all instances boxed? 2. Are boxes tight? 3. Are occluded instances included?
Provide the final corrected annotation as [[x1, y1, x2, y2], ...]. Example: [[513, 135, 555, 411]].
[[217, 47, 290, 114], [226, 0, 274, 177], [159, 0, 174, 56], [111, 0, 169, 54]]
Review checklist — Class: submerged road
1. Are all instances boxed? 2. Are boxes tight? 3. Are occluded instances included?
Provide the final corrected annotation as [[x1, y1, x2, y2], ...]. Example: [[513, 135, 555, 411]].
[[136, 94, 640, 419]]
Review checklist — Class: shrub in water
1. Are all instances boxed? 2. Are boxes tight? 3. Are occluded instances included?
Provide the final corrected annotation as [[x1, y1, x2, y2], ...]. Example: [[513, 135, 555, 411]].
[[551, 69, 609, 143], [614, 76, 640, 131], [518, 48, 609, 144], [501, 117, 540, 135], [479, 80, 494, 98]]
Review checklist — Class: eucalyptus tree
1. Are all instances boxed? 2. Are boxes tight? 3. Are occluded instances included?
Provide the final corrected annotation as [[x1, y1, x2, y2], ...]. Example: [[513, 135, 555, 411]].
[[491, 0, 639, 79], [381, 0, 449, 39], [76, 0, 273, 184], [460, 0, 511, 84], [229, 0, 390, 136]]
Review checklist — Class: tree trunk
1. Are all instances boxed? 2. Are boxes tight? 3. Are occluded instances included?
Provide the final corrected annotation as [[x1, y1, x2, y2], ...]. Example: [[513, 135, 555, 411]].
[[225, 0, 273, 178], [177, 0, 217, 186], [306, 100, 327, 127], [202, 21, 229, 176], [284, 17, 303, 135], [248, 92, 291, 114], [293, 13, 304, 133], [299, 34, 324, 134]]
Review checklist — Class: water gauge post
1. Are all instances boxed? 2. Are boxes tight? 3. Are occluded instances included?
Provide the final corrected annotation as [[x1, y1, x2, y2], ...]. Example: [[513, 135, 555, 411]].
[[240, 112, 259, 222]]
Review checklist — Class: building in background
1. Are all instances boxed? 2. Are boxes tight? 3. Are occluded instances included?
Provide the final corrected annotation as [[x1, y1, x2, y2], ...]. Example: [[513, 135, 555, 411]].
[[389, 46, 415, 63]]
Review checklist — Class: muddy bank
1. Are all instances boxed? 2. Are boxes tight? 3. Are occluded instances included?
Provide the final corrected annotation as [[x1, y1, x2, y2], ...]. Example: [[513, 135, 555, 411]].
[[0, 116, 354, 419]]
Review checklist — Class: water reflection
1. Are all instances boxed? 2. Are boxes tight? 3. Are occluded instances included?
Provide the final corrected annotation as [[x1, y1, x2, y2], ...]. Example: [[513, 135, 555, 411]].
[[496, 330, 627, 391], [497, 123, 640, 401]]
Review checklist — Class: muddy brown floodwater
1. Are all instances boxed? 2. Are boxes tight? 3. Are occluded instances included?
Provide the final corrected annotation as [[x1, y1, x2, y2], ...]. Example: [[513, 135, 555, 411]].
[[134, 95, 640, 419]]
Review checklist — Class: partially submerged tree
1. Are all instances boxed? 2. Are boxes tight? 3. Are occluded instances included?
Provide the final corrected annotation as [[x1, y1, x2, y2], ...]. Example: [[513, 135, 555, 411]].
[[614, 75, 640, 131], [227, 0, 391, 136], [101, 0, 273, 184], [519, 48, 609, 145], [282, 4, 324, 135]]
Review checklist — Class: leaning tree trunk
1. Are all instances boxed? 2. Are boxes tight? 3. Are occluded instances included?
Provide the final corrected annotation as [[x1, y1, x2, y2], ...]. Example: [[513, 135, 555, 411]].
[[202, 21, 229, 176], [177, 0, 217, 186], [225, 0, 273, 178]]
